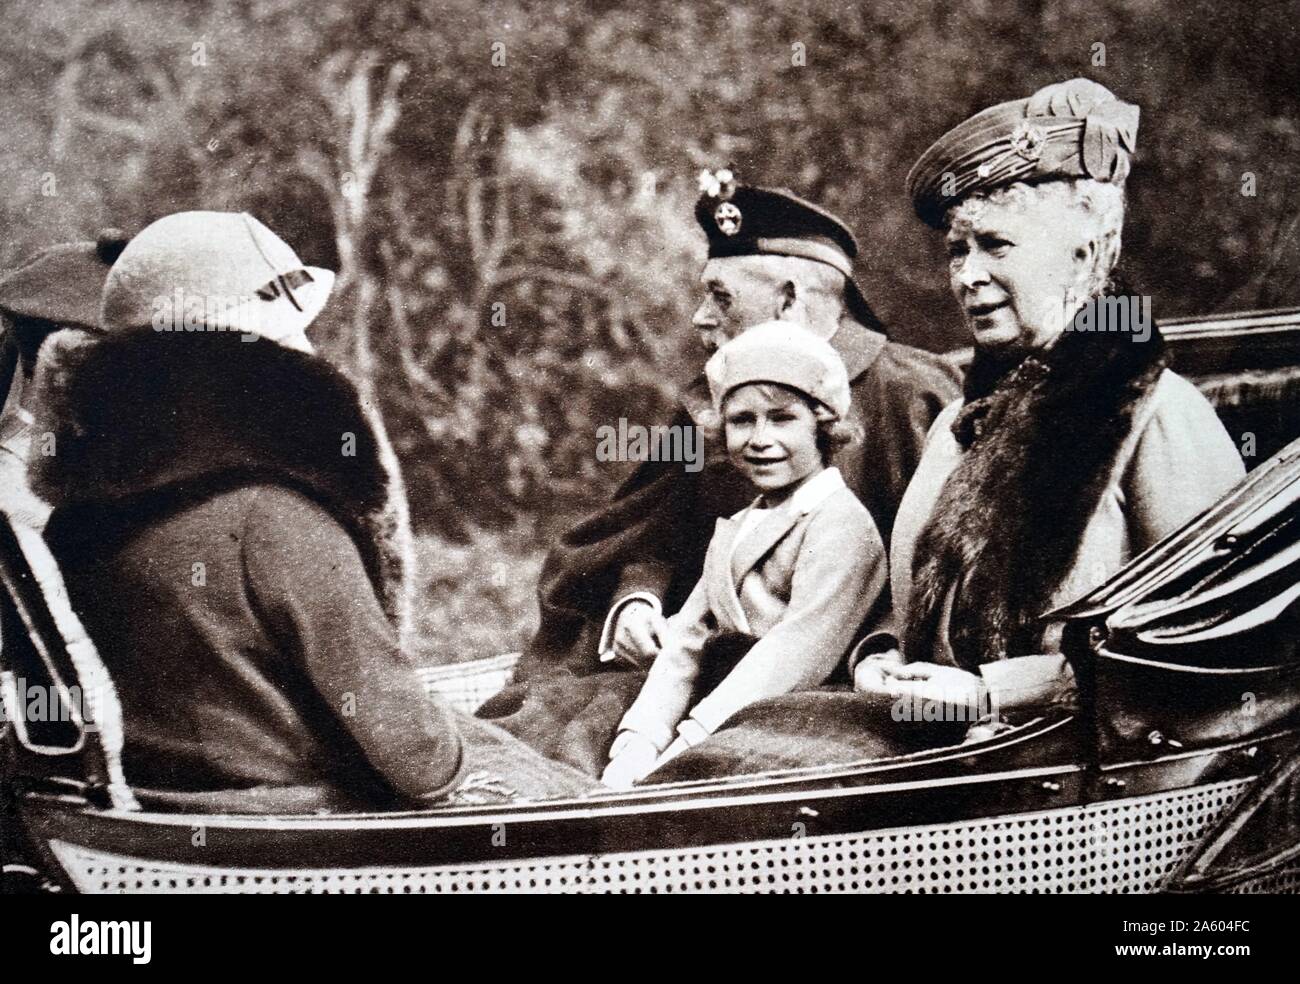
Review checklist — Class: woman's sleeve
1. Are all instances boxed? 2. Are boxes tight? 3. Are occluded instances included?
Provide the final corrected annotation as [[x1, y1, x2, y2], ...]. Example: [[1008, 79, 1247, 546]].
[[979, 380, 1244, 714], [1125, 375, 1245, 552], [243, 490, 464, 802], [978, 654, 1075, 712], [688, 502, 891, 735], [616, 568, 715, 752]]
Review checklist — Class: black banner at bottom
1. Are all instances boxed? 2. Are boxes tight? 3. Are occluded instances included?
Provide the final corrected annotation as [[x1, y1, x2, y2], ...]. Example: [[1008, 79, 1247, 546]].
[[0, 892, 1288, 972]]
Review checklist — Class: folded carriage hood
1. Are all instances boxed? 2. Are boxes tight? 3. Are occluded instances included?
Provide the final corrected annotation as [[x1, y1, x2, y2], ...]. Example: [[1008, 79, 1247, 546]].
[[1046, 435, 1300, 764], [1086, 423, 1300, 892], [1050, 433, 1300, 662]]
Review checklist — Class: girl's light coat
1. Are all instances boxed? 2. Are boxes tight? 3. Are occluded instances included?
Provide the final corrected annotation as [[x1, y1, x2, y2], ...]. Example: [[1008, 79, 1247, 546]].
[[620, 467, 893, 750]]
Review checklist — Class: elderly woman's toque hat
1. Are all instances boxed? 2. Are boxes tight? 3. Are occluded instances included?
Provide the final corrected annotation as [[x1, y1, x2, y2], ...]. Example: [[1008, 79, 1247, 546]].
[[906, 78, 1139, 228]]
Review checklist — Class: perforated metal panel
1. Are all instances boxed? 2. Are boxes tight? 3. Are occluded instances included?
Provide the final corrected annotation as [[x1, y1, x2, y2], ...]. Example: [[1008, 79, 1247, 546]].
[[46, 776, 1270, 894], [417, 652, 519, 715]]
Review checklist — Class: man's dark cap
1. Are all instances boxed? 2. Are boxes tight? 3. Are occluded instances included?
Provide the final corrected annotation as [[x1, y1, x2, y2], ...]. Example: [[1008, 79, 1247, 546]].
[[694, 170, 884, 333], [0, 229, 128, 331]]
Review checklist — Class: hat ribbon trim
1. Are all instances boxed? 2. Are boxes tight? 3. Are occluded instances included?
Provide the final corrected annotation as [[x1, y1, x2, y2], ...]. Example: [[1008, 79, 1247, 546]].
[[752, 237, 853, 279], [915, 119, 1081, 200]]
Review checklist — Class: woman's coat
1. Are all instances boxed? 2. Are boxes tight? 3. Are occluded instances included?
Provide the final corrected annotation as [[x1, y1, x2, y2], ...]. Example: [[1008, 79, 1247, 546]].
[[27, 328, 458, 811], [892, 360, 1245, 709]]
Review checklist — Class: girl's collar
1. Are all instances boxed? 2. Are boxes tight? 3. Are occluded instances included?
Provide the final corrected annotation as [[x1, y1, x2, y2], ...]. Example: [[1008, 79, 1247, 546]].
[[753, 466, 844, 515]]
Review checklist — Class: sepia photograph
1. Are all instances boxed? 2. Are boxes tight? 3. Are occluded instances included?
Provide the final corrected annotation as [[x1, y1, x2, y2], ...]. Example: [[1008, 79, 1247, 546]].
[[1, 0, 1298, 939]]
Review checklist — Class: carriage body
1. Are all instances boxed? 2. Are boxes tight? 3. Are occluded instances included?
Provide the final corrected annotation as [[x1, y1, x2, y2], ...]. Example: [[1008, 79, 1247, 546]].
[[3, 309, 1299, 894], [11, 652, 1300, 894]]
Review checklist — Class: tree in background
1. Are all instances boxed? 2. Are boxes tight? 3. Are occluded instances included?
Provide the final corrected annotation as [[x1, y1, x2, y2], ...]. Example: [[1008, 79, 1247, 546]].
[[2, 0, 1298, 542]]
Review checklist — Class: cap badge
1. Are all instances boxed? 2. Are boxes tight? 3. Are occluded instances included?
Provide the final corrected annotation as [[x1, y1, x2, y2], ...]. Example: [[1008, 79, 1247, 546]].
[[1010, 120, 1047, 162], [698, 167, 737, 201], [714, 201, 742, 236]]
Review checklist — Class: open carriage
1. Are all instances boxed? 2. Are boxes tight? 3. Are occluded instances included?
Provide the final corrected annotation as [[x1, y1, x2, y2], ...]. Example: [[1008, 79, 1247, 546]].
[[2, 309, 1299, 894]]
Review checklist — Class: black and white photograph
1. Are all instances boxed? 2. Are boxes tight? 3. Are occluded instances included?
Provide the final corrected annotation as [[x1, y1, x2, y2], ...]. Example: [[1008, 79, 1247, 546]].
[[1, 0, 1298, 943]]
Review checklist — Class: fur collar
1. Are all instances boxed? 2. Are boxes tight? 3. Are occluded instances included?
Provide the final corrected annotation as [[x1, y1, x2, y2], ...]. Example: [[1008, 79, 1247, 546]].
[[903, 317, 1168, 669], [29, 328, 413, 632]]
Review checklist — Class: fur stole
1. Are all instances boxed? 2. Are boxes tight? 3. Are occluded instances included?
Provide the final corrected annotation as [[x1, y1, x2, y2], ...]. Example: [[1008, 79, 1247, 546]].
[[28, 328, 414, 636], [903, 316, 1167, 669]]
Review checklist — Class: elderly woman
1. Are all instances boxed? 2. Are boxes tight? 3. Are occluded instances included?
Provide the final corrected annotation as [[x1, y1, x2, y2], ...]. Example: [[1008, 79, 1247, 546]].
[[856, 79, 1245, 720]]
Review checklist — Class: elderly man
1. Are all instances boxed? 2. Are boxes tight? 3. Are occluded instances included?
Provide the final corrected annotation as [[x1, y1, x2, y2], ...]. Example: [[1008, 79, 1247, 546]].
[[480, 173, 962, 775]]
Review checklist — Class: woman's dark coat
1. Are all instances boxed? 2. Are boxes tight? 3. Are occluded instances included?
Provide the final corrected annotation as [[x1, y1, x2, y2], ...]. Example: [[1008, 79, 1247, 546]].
[[28, 329, 460, 811]]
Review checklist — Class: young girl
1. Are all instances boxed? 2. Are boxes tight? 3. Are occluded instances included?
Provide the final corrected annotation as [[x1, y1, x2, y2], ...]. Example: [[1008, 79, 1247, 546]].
[[601, 321, 892, 789]]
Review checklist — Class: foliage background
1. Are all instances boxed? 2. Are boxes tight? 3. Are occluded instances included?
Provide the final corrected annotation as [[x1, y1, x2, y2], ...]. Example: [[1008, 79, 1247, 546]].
[[3, 0, 1298, 657]]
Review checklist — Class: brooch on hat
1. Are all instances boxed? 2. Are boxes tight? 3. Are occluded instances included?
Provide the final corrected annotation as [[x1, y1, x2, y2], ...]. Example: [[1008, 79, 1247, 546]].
[[974, 120, 1047, 182], [1010, 120, 1047, 162], [699, 168, 742, 236]]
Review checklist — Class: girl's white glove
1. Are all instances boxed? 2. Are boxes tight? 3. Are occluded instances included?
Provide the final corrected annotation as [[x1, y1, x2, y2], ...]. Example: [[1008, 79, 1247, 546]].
[[652, 717, 710, 770], [600, 730, 660, 790]]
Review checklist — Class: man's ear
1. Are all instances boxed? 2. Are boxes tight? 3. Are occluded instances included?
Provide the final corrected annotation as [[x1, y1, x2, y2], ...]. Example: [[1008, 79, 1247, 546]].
[[775, 279, 799, 319]]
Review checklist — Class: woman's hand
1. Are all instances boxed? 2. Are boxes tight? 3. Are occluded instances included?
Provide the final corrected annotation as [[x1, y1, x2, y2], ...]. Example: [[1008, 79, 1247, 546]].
[[853, 648, 904, 694], [880, 662, 987, 713], [600, 730, 660, 790]]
